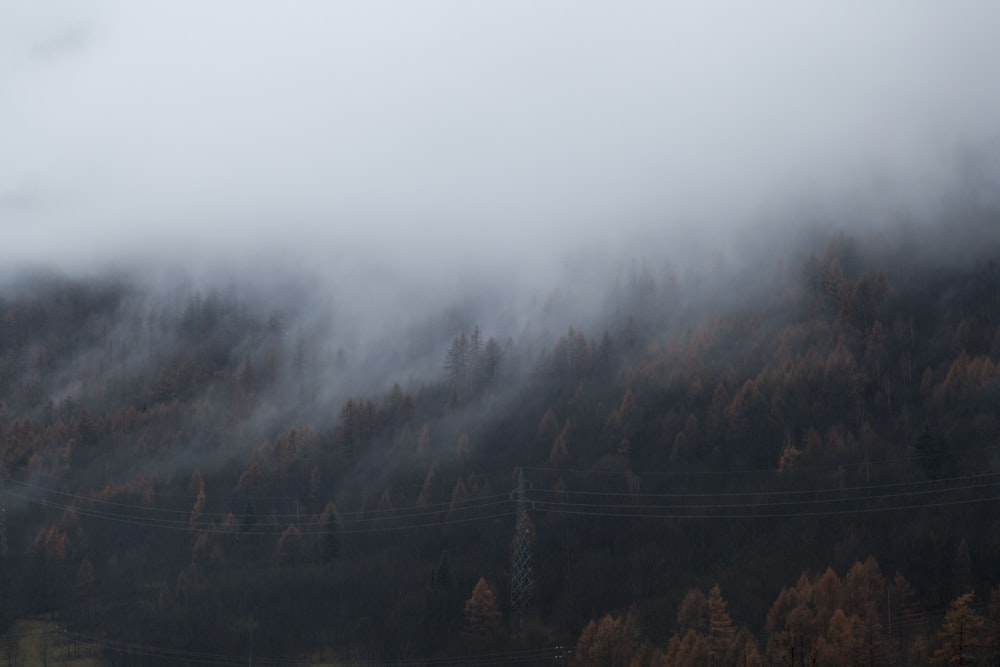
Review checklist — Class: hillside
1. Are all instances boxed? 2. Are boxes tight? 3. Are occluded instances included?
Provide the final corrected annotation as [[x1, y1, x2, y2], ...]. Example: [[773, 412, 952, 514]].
[[2, 219, 1000, 665]]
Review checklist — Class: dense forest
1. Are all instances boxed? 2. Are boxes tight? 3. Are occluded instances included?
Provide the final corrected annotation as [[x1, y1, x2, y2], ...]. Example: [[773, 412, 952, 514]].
[[2, 215, 1000, 666]]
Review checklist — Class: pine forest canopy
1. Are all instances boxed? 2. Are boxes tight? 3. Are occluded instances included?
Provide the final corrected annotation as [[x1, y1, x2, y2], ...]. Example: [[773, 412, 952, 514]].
[[0, 214, 1000, 664]]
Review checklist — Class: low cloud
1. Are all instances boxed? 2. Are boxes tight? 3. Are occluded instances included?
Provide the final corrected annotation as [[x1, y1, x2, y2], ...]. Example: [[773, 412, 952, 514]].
[[1, 2, 998, 286]]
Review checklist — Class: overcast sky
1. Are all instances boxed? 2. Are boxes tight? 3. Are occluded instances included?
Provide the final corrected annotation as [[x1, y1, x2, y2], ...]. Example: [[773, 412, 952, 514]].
[[3, 1, 1000, 278]]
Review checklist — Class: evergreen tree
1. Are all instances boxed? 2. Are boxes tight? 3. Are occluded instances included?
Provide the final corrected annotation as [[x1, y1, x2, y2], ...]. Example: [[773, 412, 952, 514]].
[[573, 613, 639, 667], [463, 577, 502, 649], [932, 592, 984, 666], [707, 584, 738, 665]]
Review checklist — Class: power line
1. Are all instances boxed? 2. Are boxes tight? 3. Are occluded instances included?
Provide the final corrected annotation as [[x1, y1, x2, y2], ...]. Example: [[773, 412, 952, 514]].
[[534, 492, 1000, 520], [13, 465, 998, 525], [524, 441, 1000, 478], [531, 479, 1000, 512], [529, 470, 1000, 500], [6, 463, 999, 535], [7, 477, 512, 521], [5, 486, 515, 536]]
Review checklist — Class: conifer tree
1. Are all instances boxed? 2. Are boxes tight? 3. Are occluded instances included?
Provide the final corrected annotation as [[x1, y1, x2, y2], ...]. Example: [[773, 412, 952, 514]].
[[707, 584, 737, 665], [447, 478, 469, 520], [463, 577, 502, 649], [664, 628, 711, 667], [190, 478, 206, 531], [537, 409, 560, 446], [416, 466, 437, 507], [319, 502, 341, 562], [572, 613, 639, 667], [932, 592, 984, 666], [550, 419, 571, 466], [984, 585, 1000, 666], [677, 587, 709, 634], [275, 524, 304, 566]]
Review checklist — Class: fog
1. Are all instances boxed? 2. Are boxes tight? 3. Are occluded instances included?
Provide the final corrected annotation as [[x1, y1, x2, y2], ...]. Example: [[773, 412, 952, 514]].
[[8, 10, 1000, 660], [4, 1, 1000, 423], [3, 2, 999, 275], [6, 6, 1000, 600]]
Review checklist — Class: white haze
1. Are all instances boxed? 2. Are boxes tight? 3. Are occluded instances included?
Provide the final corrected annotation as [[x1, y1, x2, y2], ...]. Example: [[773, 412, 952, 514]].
[[4, 1, 1000, 488], [3, 1, 1000, 394], [3, 1, 1000, 277]]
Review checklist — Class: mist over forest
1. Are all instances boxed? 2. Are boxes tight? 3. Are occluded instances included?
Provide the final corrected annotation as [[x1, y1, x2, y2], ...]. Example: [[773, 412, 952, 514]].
[[4, 2, 1000, 666]]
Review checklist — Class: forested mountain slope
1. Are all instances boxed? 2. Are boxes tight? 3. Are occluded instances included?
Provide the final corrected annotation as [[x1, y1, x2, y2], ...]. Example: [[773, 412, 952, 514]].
[[2, 218, 1000, 665]]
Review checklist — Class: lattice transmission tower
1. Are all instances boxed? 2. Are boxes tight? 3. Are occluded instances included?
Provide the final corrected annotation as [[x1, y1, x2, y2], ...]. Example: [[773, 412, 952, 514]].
[[510, 468, 534, 625]]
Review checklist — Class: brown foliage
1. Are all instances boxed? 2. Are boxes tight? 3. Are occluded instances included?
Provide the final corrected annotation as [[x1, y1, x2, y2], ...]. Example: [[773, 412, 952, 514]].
[[932, 592, 984, 666], [463, 577, 502, 649], [573, 613, 640, 667]]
